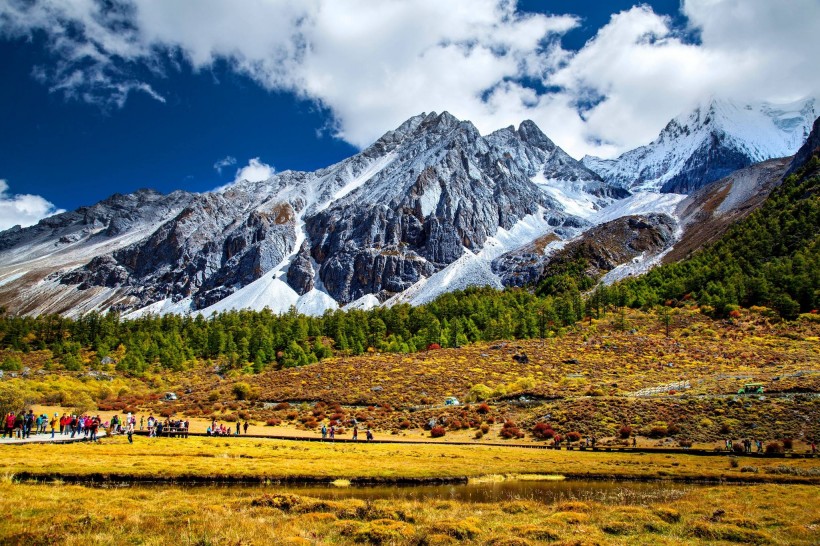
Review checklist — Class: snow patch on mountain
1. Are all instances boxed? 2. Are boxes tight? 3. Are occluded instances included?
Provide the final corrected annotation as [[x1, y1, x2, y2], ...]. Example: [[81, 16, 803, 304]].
[[590, 192, 686, 225], [385, 249, 503, 307], [343, 294, 381, 311], [479, 206, 560, 260], [331, 152, 398, 203], [531, 173, 600, 219]]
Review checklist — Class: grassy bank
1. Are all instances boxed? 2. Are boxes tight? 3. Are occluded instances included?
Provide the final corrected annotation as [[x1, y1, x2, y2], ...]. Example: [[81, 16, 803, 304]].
[[1, 435, 819, 484], [0, 480, 817, 545]]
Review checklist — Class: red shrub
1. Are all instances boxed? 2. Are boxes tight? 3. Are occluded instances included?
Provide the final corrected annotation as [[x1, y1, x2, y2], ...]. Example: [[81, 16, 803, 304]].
[[399, 420, 411, 429], [266, 418, 281, 426], [477, 403, 490, 414], [618, 425, 633, 439], [782, 438, 794, 450], [430, 426, 446, 438], [566, 431, 582, 443], [427, 343, 441, 351], [765, 442, 783, 454], [532, 422, 555, 439], [274, 402, 290, 411]]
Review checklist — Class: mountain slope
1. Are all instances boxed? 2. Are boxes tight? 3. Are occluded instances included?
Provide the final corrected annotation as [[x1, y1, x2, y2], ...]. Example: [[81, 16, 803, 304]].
[[616, 115, 820, 318], [583, 98, 816, 194]]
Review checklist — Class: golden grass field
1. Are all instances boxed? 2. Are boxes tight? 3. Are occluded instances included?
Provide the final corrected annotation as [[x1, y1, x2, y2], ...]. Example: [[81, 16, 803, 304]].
[[0, 478, 817, 545]]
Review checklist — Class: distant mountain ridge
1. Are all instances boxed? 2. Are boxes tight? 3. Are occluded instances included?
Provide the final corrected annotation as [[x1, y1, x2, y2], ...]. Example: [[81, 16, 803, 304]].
[[583, 98, 816, 193]]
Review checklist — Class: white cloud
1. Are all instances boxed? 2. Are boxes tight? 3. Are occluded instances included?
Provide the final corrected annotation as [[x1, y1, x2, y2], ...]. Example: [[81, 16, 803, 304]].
[[213, 155, 236, 175], [0, 180, 65, 231], [2, 0, 818, 159], [234, 158, 274, 183]]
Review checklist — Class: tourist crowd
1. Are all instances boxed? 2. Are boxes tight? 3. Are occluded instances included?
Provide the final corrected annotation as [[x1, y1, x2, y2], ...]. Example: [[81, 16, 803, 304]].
[[3, 410, 137, 442]]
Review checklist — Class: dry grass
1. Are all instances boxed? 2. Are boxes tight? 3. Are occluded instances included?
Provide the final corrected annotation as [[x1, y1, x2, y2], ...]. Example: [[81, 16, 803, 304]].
[[0, 481, 816, 545]]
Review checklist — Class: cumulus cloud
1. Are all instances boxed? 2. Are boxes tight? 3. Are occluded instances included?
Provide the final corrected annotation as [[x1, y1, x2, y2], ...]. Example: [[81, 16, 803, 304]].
[[213, 155, 236, 175], [234, 158, 275, 183], [0, 180, 65, 231], [2, 0, 818, 158]]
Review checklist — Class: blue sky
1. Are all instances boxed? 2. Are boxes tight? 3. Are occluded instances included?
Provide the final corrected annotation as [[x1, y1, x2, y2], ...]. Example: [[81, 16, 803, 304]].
[[0, 0, 818, 229]]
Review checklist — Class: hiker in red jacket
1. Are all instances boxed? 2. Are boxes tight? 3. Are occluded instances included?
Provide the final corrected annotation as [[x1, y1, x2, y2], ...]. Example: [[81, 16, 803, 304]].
[[3, 412, 14, 438]]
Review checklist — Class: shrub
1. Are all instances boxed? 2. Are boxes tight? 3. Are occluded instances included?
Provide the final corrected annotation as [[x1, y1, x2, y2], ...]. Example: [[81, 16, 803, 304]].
[[729, 457, 739, 468], [427, 343, 441, 351], [274, 402, 290, 410], [500, 421, 525, 439], [266, 418, 281, 426], [782, 438, 793, 450], [398, 420, 411, 429], [430, 426, 446, 438], [648, 426, 668, 438], [618, 425, 633, 439], [566, 431, 582, 443], [476, 402, 490, 414], [467, 384, 494, 402], [474, 430, 484, 439], [232, 382, 251, 400], [732, 444, 745, 454], [480, 423, 490, 434], [532, 422, 555, 439], [0, 355, 22, 371], [765, 442, 783, 454]]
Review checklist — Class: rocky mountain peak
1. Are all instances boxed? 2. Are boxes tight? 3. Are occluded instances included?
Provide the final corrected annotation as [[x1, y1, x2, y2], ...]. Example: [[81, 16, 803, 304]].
[[583, 97, 817, 194]]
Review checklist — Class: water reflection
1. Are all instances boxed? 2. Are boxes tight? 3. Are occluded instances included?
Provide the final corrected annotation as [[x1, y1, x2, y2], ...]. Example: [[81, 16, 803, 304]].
[[122, 480, 698, 505]]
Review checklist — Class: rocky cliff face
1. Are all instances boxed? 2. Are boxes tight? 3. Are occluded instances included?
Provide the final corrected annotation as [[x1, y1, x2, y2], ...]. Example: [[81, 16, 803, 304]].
[[299, 112, 607, 303]]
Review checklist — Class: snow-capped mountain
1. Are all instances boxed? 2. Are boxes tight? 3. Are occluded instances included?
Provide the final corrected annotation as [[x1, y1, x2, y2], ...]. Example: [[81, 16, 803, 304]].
[[583, 98, 816, 194], [1, 106, 814, 318], [0, 112, 615, 317]]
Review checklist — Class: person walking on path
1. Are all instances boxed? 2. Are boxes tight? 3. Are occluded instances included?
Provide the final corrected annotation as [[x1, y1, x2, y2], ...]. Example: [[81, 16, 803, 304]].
[[3, 412, 13, 438], [243, 421, 249, 435], [49, 413, 58, 439], [321, 424, 327, 440], [127, 421, 134, 444], [352, 424, 358, 441], [24, 410, 34, 438], [366, 428, 373, 442], [236, 421, 241, 436]]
